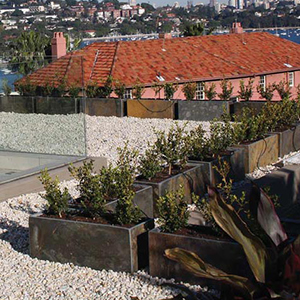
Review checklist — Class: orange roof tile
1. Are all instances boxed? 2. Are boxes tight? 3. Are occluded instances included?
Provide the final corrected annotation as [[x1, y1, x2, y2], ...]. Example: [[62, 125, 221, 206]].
[[21, 32, 300, 88]]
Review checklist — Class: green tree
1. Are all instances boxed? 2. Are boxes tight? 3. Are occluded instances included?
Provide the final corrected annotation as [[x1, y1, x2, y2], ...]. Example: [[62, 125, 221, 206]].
[[183, 23, 205, 37], [9, 31, 50, 75]]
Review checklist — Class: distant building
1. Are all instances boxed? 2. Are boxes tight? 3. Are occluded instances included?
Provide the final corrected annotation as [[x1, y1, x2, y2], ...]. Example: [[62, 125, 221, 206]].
[[187, 0, 193, 8], [228, 0, 236, 7], [173, 1, 180, 7], [209, 0, 216, 7], [18, 28, 300, 101]]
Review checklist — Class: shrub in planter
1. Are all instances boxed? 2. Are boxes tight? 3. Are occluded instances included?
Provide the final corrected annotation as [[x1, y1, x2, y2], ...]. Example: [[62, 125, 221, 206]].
[[256, 83, 275, 101], [132, 81, 145, 100], [136, 124, 204, 215], [68, 83, 81, 98], [218, 79, 233, 101], [204, 83, 217, 101], [274, 80, 291, 100], [30, 165, 154, 272], [114, 80, 126, 99], [238, 79, 253, 101], [164, 82, 178, 100], [165, 186, 300, 299], [149, 186, 254, 283], [182, 82, 197, 101]]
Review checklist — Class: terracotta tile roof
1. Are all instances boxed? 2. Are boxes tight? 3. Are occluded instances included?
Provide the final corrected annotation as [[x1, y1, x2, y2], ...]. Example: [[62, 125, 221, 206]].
[[20, 32, 300, 88]]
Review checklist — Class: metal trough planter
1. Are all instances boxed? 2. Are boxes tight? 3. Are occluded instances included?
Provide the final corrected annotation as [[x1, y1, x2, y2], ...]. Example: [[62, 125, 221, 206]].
[[135, 164, 206, 217], [272, 124, 300, 158], [231, 134, 279, 174], [105, 184, 153, 218], [149, 227, 254, 285], [29, 214, 154, 273], [188, 148, 246, 187]]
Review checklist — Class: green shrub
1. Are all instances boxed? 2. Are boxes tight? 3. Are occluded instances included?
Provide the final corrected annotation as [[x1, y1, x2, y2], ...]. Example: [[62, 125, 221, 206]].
[[68, 83, 81, 98], [85, 81, 101, 98], [114, 80, 126, 99], [16, 77, 37, 96], [68, 160, 106, 217], [2, 79, 11, 96], [138, 146, 162, 180], [164, 82, 178, 100], [233, 107, 268, 143], [115, 143, 139, 197], [152, 82, 163, 99], [39, 169, 71, 217], [114, 190, 142, 225], [238, 79, 253, 101], [218, 79, 233, 101], [204, 83, 217, 101], [102, 75, 113, 98], [157, 186, 189, 233], [256, 83, 275, 101], [274, 80, 291, 100], [188, 124, 209, 160], [154, 123, 190, 175], [132, 81, 145, 99], [182, 82, 197, 101]]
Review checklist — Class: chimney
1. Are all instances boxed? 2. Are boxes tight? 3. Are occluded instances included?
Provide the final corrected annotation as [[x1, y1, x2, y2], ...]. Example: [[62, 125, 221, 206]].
[[230, 22, 243, 34], [51, 32, 67, 60], [158, 33, 172, 39]]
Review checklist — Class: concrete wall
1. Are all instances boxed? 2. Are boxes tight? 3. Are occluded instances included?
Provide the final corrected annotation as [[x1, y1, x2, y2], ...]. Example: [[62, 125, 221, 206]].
[[177, 100, 231, 121]]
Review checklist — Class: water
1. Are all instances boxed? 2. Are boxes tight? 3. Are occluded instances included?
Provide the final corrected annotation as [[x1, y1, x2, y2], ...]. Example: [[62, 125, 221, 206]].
[[2, 28, 300, 93]]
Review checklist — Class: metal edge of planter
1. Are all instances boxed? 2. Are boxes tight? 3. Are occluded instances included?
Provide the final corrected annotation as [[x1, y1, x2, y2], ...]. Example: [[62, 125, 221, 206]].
[[272, 124, 300, 158], [29, 213, 154, 273], [148, 227, 254, 285], [231, 134, 279, 174], [135, 164, 206, 216], [105, 184, 154, 218]]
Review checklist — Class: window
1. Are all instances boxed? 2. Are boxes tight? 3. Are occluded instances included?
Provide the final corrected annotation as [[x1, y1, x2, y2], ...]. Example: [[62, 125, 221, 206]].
[[288, 72, 294, 87], [196, 82, 205, 100], [123, 89, 132, 99], [259, 75, 266, 91]]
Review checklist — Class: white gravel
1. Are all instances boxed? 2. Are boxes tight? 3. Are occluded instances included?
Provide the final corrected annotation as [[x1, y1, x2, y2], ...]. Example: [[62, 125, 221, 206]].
[[0, 113, 209, 300]]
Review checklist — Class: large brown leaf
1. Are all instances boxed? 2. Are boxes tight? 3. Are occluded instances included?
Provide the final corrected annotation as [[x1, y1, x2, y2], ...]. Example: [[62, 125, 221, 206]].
[[208, 187, 268, 283], [249, 183, 288, 247], [165, 248, 257, 299]]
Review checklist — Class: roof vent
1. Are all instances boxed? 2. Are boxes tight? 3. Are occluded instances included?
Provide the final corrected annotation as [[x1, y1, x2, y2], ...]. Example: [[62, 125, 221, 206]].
[[284, 63, 293, 68], [230, 22, 243, 34], [156, 75, 165, 82]]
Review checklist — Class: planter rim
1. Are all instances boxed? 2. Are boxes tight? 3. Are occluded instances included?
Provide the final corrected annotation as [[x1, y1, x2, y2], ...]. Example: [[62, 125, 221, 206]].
[[30, 212, 153, 231], [135, 163, 201, 185], [233, 134, 276, 148], [150, 226, 238, 245]]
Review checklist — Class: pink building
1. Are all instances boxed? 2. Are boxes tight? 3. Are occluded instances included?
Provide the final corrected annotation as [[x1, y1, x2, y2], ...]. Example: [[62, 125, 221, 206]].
[[20, 28, 300, 101]]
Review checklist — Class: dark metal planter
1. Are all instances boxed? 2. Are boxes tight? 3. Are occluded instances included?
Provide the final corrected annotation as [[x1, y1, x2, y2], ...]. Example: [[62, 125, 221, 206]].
[[149, 227, 254, 285], [29, 214, 154, 273], [231, 134, 279, 174], [105, 184, 153, 218], [135, 164, 206, 217], [188, 148, 245, 187], [272, 124, 300, 158]]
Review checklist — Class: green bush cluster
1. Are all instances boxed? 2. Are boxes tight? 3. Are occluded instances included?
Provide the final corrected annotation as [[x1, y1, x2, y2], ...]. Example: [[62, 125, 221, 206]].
[[156, 186, 189, 233], [40, 144, 142, 225]]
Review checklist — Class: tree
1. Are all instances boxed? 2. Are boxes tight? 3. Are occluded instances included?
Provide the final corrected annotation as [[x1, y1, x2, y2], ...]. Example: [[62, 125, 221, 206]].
[[182, 82, 196, 101], [183, 23, 205, 37], [238, 79, 254, 101], [11, 9, 23, 17], [8, 31, 50, 75], [218, 79, 233, 101]]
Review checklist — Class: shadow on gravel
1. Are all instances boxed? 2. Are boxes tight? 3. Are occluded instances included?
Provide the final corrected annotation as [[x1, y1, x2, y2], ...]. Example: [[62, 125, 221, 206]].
[[0, 217, 29, 254]]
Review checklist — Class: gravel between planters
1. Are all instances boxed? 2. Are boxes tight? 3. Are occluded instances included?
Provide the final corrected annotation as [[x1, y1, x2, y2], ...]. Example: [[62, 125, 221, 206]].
[[0, 113, 209, 300]]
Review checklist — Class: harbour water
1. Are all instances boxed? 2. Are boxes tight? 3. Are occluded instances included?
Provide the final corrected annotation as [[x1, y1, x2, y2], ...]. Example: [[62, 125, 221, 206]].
[[2, 28, 300, 93]]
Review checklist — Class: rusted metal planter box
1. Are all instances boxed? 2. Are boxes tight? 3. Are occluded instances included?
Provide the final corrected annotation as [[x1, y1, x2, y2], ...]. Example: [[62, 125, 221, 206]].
[[127, 99, 176, 119], [272, 124, 300, 158], [105, 184, 153, 218], [149, 227, 254, 285], [135, 164, 206, 217], [188, 148, 245, 187], [232, 134, 279, 174], [29, 214, 154, 273]]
